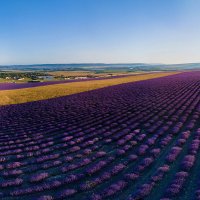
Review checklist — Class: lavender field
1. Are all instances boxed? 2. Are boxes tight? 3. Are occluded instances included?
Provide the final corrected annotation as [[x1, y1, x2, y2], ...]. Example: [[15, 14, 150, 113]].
[[0, 78, 97, 91], [0, 71, 200, 200]]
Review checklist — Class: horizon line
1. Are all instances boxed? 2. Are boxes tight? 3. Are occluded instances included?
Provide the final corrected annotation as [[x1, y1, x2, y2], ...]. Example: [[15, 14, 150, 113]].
[[1, 62, 200, 67]]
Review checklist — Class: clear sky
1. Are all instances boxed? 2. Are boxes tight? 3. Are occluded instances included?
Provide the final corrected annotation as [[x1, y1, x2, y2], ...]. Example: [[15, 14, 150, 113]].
[[0, 0, 200, 65]]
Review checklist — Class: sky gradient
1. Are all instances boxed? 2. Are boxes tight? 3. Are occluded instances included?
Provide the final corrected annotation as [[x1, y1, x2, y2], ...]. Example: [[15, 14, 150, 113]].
[[0, 0, 200, 65]]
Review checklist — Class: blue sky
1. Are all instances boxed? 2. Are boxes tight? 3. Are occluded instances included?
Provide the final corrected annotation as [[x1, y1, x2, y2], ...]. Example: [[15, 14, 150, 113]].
[[0, 0, 200, 65]]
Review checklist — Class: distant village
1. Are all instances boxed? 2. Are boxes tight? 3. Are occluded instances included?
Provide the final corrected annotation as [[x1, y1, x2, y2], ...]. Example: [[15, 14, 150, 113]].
[[0, 71, 115, 83]]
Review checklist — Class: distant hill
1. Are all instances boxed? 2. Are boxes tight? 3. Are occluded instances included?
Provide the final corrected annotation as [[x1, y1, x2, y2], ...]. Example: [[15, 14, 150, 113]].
[[0, 63, 200, 72]]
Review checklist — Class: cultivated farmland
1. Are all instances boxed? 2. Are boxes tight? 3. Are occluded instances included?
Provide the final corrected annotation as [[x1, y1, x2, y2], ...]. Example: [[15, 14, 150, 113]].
[[0, 71, 199, 200], [0, 72, 177, 105]]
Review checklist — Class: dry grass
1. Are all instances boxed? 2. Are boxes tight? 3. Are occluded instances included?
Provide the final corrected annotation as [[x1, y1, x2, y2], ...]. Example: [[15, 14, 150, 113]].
[[0, 72, 179, 106], [48, 71, 96, 77], [48, 70, 145, 77]]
